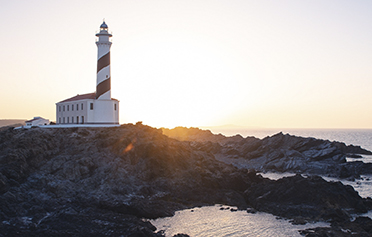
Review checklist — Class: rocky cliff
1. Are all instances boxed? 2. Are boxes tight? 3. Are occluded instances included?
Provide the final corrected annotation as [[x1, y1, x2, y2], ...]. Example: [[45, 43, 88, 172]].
[[0, 124, 371, 236]]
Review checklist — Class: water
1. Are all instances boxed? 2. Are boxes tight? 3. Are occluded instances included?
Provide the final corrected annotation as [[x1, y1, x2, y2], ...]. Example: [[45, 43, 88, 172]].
[[151, 205, 329, 237], [151, 129, 372, 236]]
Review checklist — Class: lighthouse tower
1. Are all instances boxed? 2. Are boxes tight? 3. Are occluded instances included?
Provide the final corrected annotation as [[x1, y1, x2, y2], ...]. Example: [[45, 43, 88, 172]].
[[96, 21, 112, 100], [55, 20, 119, 125]]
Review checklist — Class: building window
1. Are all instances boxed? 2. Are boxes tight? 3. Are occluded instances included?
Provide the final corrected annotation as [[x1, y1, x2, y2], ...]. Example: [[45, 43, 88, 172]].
[[72, 104, 74, 111], [77, 116, 79, 124], [63, 106, 65, 111], [77, 104, 79, 111], [59, 106, 61, 112], [90, 103, 93, 110], [82, 116, 84, 124], [81, 103, 83, 110], [114, 104, 117, 111], [59, 118, 61, 124], [71, 117, 74, 123], [67, 105, 69, 111], [67, 117, 69, 123], [63, 117, 65, 123]]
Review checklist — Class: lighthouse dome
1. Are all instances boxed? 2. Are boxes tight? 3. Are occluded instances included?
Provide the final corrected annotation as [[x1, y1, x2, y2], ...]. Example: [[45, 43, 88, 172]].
[[100, 21, 108, 29]]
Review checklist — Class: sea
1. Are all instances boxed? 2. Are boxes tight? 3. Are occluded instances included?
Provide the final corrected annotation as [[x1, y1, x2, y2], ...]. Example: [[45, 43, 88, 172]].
[[151, 129, 372, 236]]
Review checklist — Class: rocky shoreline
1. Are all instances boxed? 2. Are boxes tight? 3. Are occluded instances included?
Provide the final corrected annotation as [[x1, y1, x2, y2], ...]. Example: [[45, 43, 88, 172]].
[[1, 124, 372, 236], [163, 127, 372, 179]]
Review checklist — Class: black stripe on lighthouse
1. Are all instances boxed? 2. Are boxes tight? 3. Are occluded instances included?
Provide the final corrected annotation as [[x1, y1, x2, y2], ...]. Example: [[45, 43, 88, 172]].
[[97, 52, 110, 73], [96, 77, 111, 99], [96, 51, 111, 99]]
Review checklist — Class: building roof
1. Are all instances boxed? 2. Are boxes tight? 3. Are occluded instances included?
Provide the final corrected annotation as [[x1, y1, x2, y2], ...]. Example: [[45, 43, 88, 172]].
[[26, 117, 48, 123], [57, 92, 119, 103], [58, 92, 96, 103]]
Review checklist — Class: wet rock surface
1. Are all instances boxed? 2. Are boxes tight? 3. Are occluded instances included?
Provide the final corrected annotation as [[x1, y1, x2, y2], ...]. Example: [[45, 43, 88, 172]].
[[0, 124, 371, 236]]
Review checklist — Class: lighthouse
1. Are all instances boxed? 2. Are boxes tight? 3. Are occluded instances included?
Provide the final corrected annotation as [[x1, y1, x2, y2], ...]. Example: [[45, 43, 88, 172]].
[[56, 21, 119, 125], [96, 21, 112, 100]]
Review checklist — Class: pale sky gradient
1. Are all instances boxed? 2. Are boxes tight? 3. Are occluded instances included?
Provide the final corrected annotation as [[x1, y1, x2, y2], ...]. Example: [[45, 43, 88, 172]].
[[1, 0, 372, 128]]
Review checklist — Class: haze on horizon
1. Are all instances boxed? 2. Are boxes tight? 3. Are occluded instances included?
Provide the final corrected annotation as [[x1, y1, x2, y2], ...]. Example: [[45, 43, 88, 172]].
[[1, 0, 371, 129]]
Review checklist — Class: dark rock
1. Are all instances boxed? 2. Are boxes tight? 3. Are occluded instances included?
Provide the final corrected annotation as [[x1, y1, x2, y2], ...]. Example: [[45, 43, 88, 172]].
[[290, 217, 307, 225], [163, 127, 372, 178], [243, 174, 368, 222], [332, 142, 372, 155], [300, 216, 372, 237], [346, 153, 363, 158], [161, 127, 244, 145], [0, 125, 252, 235], [1, 125, 371, 236], [246, 207, 257, 214]]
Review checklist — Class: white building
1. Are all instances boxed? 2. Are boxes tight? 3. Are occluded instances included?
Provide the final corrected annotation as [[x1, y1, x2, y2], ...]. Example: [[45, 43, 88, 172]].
[[26, 117, 50, 126], [56, 21, 119, 125]]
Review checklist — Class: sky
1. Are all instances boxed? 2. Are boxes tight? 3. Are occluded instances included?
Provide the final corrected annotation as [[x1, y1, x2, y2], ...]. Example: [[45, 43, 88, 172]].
[[1, 0, 372, 129]]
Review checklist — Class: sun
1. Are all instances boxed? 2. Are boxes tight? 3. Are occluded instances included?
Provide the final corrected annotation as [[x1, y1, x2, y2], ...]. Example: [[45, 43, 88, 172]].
[[112, 33, 253, 128]]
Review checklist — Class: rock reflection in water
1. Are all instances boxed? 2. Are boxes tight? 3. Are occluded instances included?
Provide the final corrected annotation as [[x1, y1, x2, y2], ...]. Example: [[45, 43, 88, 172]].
[[151, 205, 329, 237]]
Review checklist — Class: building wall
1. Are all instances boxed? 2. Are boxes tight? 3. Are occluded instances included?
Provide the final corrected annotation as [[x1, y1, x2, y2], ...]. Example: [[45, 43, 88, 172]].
[[56, 99, 119, 124], [26, 117, 49, 126], [93, 99, 119, 124], [56, 100, 90, 124]]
